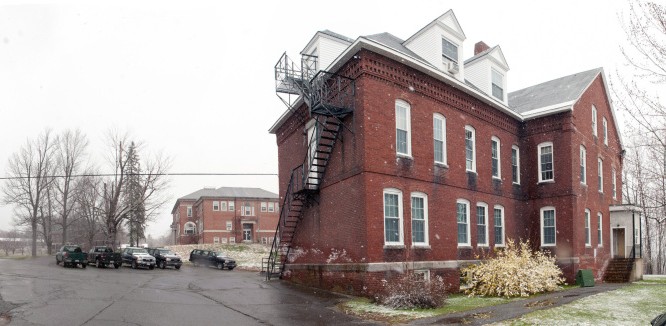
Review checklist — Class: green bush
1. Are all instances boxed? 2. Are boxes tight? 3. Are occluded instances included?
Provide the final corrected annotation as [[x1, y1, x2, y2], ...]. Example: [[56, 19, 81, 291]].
[[374, 273, 447, 309], [462, 239, 565, 298]]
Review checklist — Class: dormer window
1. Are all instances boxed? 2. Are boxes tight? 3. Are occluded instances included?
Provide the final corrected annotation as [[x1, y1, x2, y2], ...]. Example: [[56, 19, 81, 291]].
[[491, 69, 504, 101], [442, 37, 458, 63]]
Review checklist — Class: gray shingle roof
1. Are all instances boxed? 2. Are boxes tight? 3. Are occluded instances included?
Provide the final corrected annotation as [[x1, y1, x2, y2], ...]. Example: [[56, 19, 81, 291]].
[[464, 45, 497, 65], [320, 30, 354, 43], [179, 187, 278, 200], [363, 32, 432, 67], [508, 68, 602, 115]]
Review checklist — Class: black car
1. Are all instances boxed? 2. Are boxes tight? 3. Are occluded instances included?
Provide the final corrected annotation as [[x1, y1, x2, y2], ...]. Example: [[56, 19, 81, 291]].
[[189, 249, 236, 270], [147, 248, 182, 270]]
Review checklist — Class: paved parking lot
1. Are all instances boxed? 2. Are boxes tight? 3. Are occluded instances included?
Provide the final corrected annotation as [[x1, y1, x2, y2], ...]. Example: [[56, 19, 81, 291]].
[[0, 257, 376, 326]]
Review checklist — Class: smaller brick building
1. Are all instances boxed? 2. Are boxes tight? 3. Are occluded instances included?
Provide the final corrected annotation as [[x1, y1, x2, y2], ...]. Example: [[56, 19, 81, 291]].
[[171, 187, 279, 245]]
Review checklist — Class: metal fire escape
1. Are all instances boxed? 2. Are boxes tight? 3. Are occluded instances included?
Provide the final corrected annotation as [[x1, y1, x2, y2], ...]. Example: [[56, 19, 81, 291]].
[[265, 52, 355, 280]]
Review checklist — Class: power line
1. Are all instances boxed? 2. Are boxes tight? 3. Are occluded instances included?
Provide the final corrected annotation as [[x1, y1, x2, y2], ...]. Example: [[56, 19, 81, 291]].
[[0, 172, 278, 181]]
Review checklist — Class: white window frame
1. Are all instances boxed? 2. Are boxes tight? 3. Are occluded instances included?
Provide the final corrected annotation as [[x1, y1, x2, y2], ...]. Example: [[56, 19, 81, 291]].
[[383, 188, 404, 246], [592, 105, 598, 137], [213, 201, 219, 211], [441, 37, 458, 63], [268, 202, 275, 212], [584, 209, 591, 247], [511, 145, 520, 184], [456, 199, 471, 247], [261, 202, 267, 212], [538, 142, 554, 182], [598, 212, 603, 247], [493, 205, 505, 247], [186, 206, 193, 217], [220, 201, 227, 211], [433, 113, 447, 165], [612, 168, 617, 200], [603, 117, 608, 145], [540, 207, 556, 247], [213, 237, 220, 244], [241, 203, 254, 216], [580, 145, 587, 185], [491, 136, 501, 179], [598, 158, 604, 193], [411, 192, 429, 246], [476, 202, 488, 247], [226, 221, 232, 231], [491, 68, 504, 101], [229, 237, 235, 244], [228, 201, 235, 212], [413, 269, 431, 282], [395, 100, 412, 157], [465, 125, 476, 173], [184, 222, 196, 235]]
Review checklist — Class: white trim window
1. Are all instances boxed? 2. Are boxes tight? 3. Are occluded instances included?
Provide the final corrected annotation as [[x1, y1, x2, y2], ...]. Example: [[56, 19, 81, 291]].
[[465, 126, 476, 172], [585, 209, 591, 247], [511, 145, 520, 184], [268, 202, 275, 212], [187, 206, 193, 217], [241, 202, 254, 216], [541, 207, 556, 246], [580, 145, 587, 184], [603, 117, 608, 146], [213, 237, 220, 244], [226, 221, 233, 231], [538, 142, 554, 182], [491, 136, 501, 179], [494, 205, 505, 246], [476, 203, 488, 246], [598, 158, 604, 193], [384, 188, 403, 245], [456, 199, 471, 246], [592, 105, 598, 137], [220, 201, 227, 211], [395, 100, 411, 156], [413, 270, 431, 282], [612, 168, 617, 199], [442, 37, 458, 63], [411, 192, 428, 246], [213, 201, 220, 211], [228, 201, 235, 212], [261, 202, 267, 212], [433, 114, 447, 165], [184, 222, 196, 235], [597, 212, 603, 247], [491, 68, 504, 101]]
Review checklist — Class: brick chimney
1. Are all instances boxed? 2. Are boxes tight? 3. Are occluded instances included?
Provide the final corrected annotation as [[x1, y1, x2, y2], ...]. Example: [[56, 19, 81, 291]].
[[474, 41, 490, 55]]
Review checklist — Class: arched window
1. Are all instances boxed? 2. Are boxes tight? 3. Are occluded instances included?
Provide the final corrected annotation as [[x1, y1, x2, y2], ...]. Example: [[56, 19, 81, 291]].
[[395, 100, 411, 156], [184, 222, 196, 235]]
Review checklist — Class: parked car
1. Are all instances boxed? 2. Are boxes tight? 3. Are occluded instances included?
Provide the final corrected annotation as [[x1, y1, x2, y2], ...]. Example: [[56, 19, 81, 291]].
[[55, 245, 88, 268], [88, 246, 122, 269], [189, 249, 236, 270], [147, 248, 182, 270], [121, 247, 156, 270]]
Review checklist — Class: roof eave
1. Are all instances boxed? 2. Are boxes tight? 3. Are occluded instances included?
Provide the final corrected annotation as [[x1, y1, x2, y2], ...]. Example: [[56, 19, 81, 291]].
[[521, 102, 575, 120]]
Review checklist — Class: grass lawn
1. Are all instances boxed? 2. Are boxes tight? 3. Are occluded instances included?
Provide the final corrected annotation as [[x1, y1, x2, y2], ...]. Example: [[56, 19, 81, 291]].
[[495, 280, 666, 325], [339, 294, 523, 324]]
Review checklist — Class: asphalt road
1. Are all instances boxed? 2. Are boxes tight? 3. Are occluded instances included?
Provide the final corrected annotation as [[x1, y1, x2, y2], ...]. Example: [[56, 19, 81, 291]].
[[0, 257, 376, 326]]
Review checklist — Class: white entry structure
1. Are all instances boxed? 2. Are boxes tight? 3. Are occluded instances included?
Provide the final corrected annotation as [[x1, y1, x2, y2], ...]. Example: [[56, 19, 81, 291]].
[[609, 204, 643, 281]]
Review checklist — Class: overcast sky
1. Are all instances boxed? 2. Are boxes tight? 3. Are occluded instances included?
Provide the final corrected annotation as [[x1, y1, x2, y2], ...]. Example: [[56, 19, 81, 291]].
[[0, 0, 628, 238]]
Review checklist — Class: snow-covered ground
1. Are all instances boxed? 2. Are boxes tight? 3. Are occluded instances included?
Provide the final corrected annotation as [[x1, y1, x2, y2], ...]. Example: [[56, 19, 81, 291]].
[[165, 243, 270, 271]]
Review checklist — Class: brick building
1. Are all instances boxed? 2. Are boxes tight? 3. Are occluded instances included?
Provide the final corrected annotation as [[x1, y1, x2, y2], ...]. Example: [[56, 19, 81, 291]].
[[171, 187, 279, 245], [267, 10, 639, 295]]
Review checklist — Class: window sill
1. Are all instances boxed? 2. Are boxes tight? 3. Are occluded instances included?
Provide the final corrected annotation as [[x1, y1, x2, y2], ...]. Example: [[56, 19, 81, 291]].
[[383, 245, 405, 250], [466, 170, 477, 175], [396, 154, 413, 160], [457, 245, 473, 249], [412, 245, 431, 249], [512, 182, 520, 186], [477, 244, 490, 248], [492, 176, 501, 181], [581, 182, 587, 186], [541, 244, 556, 247], [598, 245, 603, 248], [434, 162, 448, 168], [538, 180, 555, 184], [585, 245, 592, 248], [494, 244, 505, 248]]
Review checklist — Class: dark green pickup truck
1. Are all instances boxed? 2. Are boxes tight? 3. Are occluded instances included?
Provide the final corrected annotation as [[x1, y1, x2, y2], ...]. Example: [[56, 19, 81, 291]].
[[87, 246, 122, 269], [55, 245, 88, 268]]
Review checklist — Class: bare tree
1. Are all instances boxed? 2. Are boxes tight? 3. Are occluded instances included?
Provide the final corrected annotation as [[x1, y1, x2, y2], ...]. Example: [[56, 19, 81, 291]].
[[613, 0, 666, 274], [74, 173, 104, 249], [2, 130, 57, 257], [100, 131, 170, 246], [38, 185, 56, 254], [53, 129, 89, 245]]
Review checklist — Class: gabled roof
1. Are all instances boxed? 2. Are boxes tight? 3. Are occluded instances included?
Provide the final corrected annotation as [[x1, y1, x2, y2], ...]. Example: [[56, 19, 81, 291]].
[[364, 33, 432, 67], [171, 187, 278, 213], [508, 68, 602, 118], [404, 9, 466, 44], [464, 45, 509, 70], [320, 29, 354, 43], [301, 30, 353, 55]]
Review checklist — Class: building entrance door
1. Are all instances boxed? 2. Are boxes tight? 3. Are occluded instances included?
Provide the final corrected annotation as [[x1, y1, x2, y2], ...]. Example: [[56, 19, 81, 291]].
[[243, 223, 253, 242], [613, 228, 625, 258]]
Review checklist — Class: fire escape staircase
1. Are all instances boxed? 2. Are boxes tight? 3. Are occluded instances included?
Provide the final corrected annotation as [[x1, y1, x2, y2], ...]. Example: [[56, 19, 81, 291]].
[[265, 52, 354, 280]]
